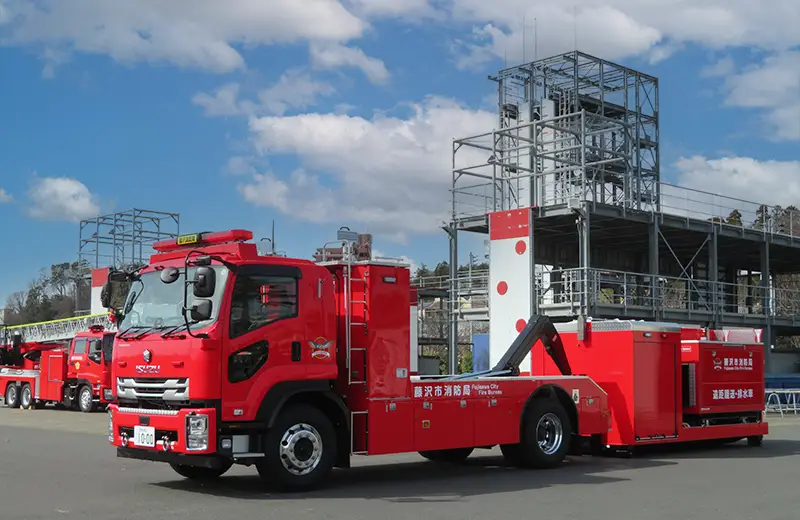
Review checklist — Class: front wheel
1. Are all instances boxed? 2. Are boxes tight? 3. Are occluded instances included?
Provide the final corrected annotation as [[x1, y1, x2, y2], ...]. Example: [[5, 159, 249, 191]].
[[78, 385, 95, 413], [170, 462, 233, 480], [256, 404, 337, 491]]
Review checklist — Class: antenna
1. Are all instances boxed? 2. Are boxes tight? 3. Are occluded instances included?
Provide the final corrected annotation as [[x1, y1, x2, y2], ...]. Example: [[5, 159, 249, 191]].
[[522, 14, 526, 64], [573, 5, 578, 50], [271, 220, 275, 253]]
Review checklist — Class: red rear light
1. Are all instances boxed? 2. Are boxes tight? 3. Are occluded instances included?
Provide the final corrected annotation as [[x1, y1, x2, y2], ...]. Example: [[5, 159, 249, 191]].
[[152, 229, 254, 252]]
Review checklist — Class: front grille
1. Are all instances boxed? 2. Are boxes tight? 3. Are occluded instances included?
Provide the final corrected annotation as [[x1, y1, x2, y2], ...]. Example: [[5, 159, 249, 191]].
[[117, 377, 189, 403]]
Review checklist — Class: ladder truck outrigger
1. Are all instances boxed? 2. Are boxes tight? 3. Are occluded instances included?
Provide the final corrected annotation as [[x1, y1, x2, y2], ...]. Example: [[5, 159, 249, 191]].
[[105, 228, 768, 492], [0, 314, 116, 412]]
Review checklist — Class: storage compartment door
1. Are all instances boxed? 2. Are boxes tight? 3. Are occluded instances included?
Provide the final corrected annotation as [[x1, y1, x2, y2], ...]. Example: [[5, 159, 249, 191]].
[[633, 341, 678, 440]]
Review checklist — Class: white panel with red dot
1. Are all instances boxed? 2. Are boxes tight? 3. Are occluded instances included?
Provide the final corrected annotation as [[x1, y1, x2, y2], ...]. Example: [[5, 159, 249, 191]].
[[488, 209, 533, 375]]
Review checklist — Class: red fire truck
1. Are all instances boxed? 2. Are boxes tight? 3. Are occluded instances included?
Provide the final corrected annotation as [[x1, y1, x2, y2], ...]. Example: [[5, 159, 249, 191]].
[[105, 229, 768, 491], [1, 324, 115, 412]]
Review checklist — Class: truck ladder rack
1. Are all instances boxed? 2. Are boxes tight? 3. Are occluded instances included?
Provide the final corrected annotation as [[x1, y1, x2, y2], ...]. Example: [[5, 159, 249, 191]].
[[1, 314, 115, 345]]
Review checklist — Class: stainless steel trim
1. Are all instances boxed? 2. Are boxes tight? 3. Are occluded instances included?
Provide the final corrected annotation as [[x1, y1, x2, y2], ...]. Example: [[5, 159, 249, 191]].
[[116, 377, 189, 401]]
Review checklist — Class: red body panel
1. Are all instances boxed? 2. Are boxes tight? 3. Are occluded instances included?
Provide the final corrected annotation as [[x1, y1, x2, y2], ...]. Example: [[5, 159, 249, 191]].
[[680, 339, 765, 415], [531, 321, 767, 448]]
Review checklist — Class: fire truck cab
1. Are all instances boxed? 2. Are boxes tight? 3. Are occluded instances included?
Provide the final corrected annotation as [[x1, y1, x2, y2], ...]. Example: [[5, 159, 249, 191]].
[[1, 325, 115, 412], [106, 229, 612, 490]]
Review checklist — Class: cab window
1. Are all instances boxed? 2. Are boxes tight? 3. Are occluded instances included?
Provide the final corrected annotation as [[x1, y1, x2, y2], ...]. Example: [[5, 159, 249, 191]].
[[229, 270, 298, 339], [72, 338, 87, 355], [87, 339, 103, 363]]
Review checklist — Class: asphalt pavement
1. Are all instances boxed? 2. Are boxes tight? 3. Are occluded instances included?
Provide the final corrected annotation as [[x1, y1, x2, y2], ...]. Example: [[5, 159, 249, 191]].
[[1, 406, 799, 520]]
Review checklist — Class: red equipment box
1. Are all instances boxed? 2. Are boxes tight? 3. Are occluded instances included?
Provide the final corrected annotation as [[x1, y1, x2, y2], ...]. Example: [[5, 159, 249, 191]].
[[680, 328, 764, 416], [531, 320, 682, 447]]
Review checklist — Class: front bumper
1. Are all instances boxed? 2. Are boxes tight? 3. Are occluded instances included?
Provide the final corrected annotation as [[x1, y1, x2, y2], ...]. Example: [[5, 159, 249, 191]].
[[108, 404, 217, 456]]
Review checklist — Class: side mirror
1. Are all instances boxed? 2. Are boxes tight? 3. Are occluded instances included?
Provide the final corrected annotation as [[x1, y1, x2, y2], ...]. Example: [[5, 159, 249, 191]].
[[193, 267, 216, 298], [189, 299, 213, 322], [100, 282, 112, 308], [160, 267, 181, 284]]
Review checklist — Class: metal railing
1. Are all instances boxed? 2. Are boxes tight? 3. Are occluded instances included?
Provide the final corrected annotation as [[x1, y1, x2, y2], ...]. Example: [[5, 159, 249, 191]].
[[452, 173, 800, 241], [765, 390, 800, 416], [536, 267, 800, 320]]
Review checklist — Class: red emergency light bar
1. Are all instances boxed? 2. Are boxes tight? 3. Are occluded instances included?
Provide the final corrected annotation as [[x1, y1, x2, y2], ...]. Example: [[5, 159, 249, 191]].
[[152, 229, 254, 252]]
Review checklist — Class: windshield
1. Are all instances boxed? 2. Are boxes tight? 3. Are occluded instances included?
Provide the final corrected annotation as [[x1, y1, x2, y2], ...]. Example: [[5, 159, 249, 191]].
[[118, 266, 229, 331]]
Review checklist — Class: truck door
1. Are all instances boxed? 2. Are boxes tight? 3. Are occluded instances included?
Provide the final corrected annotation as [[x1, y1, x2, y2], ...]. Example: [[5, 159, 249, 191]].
[[68, 337, 88, 377], [220, 264, 325, 422]]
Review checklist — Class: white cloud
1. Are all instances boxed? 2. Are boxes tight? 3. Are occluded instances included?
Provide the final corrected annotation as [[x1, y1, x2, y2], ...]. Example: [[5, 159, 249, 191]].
[[0, 0, 367, 74], [0, 188, 11, 203], [309, 42, 390, 84], [701, 56, 736, 78], [238, 95, 495, 242], [721, 51, 800, 141], [27, 176, 99, 222], [445, 1, 800, 69], [660, 155, 800, 223], [193, 69, 336, 118]]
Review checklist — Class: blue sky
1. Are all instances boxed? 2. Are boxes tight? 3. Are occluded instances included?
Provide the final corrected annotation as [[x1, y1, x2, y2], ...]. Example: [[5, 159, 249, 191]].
[[0, 0, 798, 308]]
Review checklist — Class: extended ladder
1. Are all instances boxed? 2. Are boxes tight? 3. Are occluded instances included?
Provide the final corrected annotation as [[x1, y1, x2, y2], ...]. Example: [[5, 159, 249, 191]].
[[1, 313, 115, 345]]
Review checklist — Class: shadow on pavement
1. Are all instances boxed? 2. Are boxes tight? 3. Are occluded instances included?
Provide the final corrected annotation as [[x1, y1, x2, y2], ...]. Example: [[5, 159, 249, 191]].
[[151, 452, 673, 502], [629, 437, 800, 460]]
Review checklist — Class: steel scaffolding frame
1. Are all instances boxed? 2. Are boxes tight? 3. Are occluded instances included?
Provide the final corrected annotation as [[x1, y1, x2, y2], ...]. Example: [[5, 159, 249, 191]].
[[442, 50, 800, 374], [78, 208, 180, 270]]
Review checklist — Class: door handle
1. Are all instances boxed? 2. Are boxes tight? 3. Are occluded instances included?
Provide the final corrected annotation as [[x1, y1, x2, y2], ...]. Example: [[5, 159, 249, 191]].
[[292, 341, 301, 362]]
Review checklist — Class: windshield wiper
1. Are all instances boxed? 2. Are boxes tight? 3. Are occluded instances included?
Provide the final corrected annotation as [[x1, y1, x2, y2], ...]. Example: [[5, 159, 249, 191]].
[[117, 325, 149, 340], [161, 323, 189, 339]]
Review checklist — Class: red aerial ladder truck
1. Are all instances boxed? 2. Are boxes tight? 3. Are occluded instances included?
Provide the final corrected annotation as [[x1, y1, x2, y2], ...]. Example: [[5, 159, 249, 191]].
[[1, 317, 116, 412], [105, 228, 767, 491]]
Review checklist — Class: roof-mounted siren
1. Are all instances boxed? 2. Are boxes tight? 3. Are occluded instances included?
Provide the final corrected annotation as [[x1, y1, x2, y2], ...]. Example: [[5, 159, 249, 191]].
[[152, 230, 254, 252]]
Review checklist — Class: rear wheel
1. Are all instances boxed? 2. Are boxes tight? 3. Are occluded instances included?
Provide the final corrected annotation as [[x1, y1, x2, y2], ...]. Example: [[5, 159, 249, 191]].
[[19, 384, 33, 410], [78, 385, 95, 413], [747, 435, 763, 447], [170, 462, 233, 481], [5, 384, 19, 408], [517, 398, 572, 469], [419, 447, 474, 463], [256, 404, 337, 491]]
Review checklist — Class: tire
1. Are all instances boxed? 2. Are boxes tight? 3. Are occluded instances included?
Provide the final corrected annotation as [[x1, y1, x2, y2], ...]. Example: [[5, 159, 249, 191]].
[[78, 385, 96, 413], [518, 397, 572, 469], [19, 384, 33, 410], [500, 443, 524, 466], [419, 447, 474, 463], [170, 461, 233, 481], [256, 404, 337, 491], [5, 384, 20, 409], [747, 435, 763, 447]]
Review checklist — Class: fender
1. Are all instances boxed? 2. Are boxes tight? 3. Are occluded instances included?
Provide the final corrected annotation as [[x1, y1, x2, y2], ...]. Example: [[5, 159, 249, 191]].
[[256, 379, 351, 468]]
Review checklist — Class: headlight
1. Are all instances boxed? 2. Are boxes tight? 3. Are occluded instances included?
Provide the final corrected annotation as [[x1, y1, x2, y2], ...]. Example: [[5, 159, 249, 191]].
[[186, 414, 209, 451], [103, 388, 113, 401], [107, 409, 114, 443]]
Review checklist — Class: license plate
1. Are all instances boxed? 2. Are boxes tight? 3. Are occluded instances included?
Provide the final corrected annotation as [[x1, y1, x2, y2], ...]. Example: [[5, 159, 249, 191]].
[[133, 425, 156, 448]]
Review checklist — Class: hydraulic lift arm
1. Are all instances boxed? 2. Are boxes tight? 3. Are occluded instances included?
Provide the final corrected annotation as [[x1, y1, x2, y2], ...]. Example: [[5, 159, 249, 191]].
[[490, 314, 573, 377]]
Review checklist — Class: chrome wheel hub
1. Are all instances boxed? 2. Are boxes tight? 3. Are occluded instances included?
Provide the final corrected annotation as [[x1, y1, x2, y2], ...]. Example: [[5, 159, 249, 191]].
[[80, 389, 92, 410], [536, 413, 563, 455], [279, 423, 323, 476]]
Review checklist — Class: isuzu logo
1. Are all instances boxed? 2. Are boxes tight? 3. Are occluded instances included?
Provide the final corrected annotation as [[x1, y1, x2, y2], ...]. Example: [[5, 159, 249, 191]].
[[143, 349, 152, 363], [135, 364, 161, 375]]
